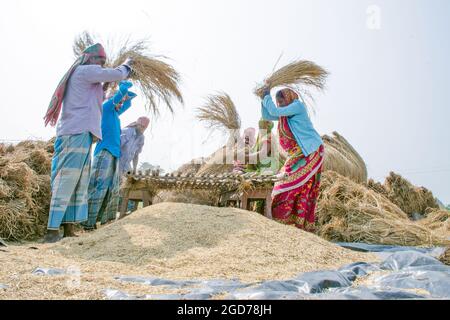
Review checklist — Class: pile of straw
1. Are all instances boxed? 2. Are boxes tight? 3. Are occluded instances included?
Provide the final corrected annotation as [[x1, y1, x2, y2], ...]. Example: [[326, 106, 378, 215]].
[[0, 140, 53, 241], [316, 171, 448, 246], [417, 208, 450, 238], [254, 59, 328, 98], [439, 247, 450, 266], [383, 172, 439, 216], [322, 132, 368, 184], [73, 31, 183, 114]]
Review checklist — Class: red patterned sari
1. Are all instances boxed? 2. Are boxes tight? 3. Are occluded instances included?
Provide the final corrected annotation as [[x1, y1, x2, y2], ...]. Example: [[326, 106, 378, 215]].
[[272, 117, 324, 232]]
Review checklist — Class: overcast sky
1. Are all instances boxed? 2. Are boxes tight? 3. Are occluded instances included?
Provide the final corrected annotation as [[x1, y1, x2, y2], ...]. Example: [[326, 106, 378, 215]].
[[0, 0, 449, 204]]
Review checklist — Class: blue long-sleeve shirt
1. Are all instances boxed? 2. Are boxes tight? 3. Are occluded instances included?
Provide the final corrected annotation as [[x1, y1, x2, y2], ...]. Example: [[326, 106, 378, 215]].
[[94, 82, 136, 158], [261, 95, 323, 157]]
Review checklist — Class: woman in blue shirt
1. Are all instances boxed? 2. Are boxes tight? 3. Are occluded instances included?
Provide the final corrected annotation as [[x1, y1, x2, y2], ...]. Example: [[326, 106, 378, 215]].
[[261, 88, 324, 232], [81, 81, 136, 230]]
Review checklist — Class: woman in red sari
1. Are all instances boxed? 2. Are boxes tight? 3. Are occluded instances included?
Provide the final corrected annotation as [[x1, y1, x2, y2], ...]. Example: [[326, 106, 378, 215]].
[[261, 88, 324, 232]]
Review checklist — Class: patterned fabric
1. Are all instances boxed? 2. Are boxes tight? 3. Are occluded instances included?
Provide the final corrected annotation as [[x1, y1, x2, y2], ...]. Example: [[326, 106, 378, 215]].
[[44, 44, 107, 127], [47, 132, 93, 230], [272, 116, 324, 232], [81, 149, 120, 229]]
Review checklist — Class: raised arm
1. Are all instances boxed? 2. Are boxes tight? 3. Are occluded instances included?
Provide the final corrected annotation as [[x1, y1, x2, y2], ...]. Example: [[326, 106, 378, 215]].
[[83, 65, 130, 84], [118, 92, 137, 116], [263, 95, 305, 117], [261, 102, 279, 121]]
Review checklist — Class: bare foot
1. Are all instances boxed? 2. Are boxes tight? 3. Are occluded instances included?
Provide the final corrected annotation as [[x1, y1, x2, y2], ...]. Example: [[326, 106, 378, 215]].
[[63, 224, 78, 238], [44, 230, 62, 243]]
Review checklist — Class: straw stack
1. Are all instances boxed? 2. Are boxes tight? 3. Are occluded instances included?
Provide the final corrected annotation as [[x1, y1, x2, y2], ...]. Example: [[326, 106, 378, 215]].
[[322, 132, 368, 184], [0, 140, 53, 241], [316, 171, 449, 246]]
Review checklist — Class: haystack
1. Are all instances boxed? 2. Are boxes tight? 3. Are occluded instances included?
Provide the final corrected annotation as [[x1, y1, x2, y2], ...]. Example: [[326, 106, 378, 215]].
[[316, 171, 448, 247], [383, 172, 439, 216], [0, 139, 53, 241], [74, 31, 183, 114], [322, 132, 368, 183]]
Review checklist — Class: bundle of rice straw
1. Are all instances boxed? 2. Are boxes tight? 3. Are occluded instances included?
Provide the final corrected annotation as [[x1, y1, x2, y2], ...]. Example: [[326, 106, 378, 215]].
[[418, 208, 450, 238], [73, 31, 183, 114], [439, 247, 450, 266], [384, 172, 439, 216], [322, 132, 368, 184], [316, 171, 449, 246], [366, 178, 389, 197], [195, 92, 242, 176], [0, 140, 53, 241], [196, 92, 241, 135], [254, 59, 328, 98]]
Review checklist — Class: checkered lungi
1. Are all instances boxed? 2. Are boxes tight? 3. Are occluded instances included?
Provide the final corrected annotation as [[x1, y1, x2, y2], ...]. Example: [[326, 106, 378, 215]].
[[47, 132, 92, 230]]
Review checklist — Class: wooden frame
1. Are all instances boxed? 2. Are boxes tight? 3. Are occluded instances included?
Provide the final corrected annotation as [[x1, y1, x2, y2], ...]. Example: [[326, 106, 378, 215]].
[[240, 189, 273, 219]]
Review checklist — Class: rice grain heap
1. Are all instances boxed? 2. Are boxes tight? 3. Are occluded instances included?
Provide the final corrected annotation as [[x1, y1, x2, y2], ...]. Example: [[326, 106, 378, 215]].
[[0, 140, 53, 241], [316, 171, 449, 247], [73, 31, 183, 114], [54, 203, 376, 282]]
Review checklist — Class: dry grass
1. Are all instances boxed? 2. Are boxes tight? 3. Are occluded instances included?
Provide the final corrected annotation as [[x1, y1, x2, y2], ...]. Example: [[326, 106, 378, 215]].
[[316, 171, 449, 247], [418, 208, 450, 238], [254, 60, 329, 98], [439, 247, 450, 266], [73, 31, 183, 115], [384, 172, 439, 216], [0, 140, 53, 241], [196, 92, 241, 132], [322, 132, 368, 184]]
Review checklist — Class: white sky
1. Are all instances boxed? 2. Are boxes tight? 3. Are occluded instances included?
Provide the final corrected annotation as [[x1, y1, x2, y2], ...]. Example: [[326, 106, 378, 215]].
[[0, 0, 449, 204]]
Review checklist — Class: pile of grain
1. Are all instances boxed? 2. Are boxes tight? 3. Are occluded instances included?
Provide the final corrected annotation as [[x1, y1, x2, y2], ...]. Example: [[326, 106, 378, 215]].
[[54, 203, 375, 282], [0, 139, 53, 241], [316, 171, 449, 246]]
